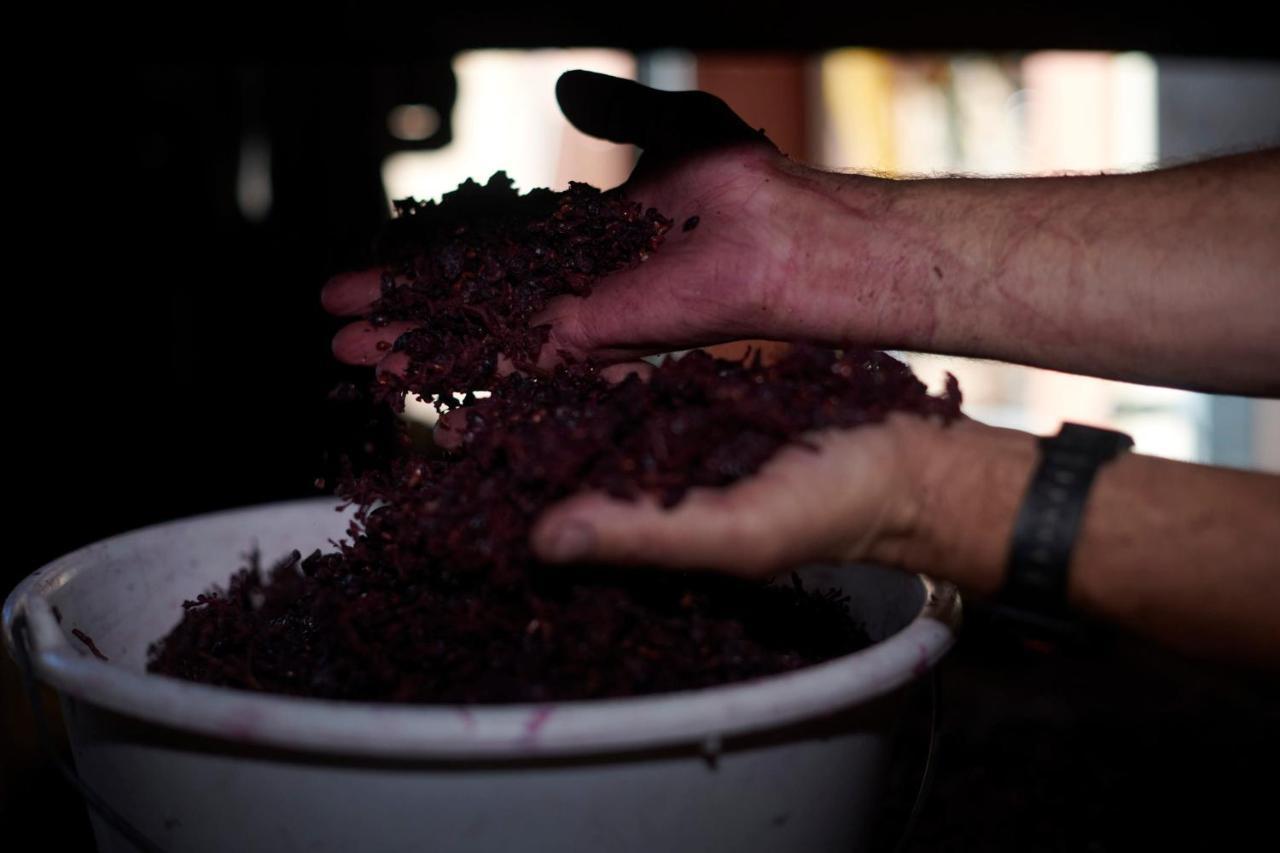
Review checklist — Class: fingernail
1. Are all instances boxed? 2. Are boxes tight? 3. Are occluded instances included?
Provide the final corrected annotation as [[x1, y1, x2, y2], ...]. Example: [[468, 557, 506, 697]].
[[545, 520, 596, 562]]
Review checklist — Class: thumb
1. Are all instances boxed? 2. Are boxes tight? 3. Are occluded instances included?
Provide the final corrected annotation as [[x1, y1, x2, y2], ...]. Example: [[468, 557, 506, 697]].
[[555, 70, 773, 157], [531, 488, 788, 578], [531, 429, 909, 577], [531, 439, 859, 578]]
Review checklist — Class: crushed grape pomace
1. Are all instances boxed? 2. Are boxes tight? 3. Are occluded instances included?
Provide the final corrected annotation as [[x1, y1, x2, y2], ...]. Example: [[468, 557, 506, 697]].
[[148, 172, 961, 703]]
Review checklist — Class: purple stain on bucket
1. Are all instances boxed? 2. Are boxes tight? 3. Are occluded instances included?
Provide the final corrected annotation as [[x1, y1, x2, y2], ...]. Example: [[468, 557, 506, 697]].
[[457, 708, 476, 731], [224, 706, 265, 742], [913, 643, 931, 677], [519, 706, 555, 746]]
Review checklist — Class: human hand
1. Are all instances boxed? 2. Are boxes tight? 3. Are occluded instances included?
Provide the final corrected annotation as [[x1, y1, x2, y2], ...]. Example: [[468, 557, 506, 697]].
[[321, 70, 838, 373], [531, 70, 805, 363], [530, 413, 951, 579]]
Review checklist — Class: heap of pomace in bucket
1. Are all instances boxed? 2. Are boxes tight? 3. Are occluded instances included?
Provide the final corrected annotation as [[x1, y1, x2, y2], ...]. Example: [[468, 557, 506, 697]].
[[148, 172, 962, 704]]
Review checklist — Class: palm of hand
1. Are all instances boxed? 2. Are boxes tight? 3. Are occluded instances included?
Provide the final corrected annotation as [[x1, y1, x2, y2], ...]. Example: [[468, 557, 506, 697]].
[[531, 417, 928, 577], [537, 144, 795, 362]]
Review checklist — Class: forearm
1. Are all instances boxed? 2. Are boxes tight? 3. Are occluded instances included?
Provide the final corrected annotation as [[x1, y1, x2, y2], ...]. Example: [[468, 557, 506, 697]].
[[881, 418, 1280, 665], [779, 151, 1280, 395]]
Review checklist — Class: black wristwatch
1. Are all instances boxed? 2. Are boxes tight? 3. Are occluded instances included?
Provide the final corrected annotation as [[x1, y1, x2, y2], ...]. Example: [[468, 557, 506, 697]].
[[997, 422, 1134, 622]]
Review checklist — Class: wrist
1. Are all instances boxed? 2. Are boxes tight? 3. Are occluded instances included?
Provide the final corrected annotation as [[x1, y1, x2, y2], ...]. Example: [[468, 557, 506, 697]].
[[880, 417, 1038, 595], [770, 166, 963, 351]]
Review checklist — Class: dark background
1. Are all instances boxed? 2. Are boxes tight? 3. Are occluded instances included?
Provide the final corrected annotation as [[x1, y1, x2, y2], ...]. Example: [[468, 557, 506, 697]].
[[6, 7, 1278, 850]]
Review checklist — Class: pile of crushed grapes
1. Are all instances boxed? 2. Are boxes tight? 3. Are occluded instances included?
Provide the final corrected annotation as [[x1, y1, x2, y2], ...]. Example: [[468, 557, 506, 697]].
[[147, 173, 961, 703]]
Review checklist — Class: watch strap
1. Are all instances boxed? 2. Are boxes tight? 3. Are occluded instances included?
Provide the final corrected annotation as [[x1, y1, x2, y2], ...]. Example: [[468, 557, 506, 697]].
[[1000, 422, 1134, 615]]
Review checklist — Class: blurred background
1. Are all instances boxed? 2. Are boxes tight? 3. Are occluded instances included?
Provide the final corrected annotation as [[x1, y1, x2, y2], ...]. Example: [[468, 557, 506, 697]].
[[381, 46, 1280, 465], [6, 9, 1279, 850]]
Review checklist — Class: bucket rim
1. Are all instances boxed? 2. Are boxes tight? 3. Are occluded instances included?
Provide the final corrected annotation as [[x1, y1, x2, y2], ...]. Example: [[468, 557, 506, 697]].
[[3, 498, 960, 759]]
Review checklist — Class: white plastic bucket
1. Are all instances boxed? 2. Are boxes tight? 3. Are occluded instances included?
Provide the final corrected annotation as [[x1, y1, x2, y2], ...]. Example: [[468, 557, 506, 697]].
[[4, 498, 960, 852]]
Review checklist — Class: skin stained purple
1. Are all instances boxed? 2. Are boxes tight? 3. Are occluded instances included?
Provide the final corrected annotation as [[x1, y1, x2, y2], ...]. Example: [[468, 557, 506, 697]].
[[147, 175, 961, 704]]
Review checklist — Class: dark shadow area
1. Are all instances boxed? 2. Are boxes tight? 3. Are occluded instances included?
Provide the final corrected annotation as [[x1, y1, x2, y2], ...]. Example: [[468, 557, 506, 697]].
[[893, 613, 1280, 852], [6, 61, 452, 850]]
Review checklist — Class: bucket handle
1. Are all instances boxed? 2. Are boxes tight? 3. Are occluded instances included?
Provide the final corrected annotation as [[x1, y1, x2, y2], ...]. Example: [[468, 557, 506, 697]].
[[12, 606, 168, 853], [889, 667, 941, 853]]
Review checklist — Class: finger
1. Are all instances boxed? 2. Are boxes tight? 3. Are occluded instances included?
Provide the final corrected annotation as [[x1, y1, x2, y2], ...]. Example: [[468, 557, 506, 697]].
[[555, 70, 655, 146], [332, 321, 418, 366], [531, 440, 850, 578], [531, 489, 784, 578], [322, 269, 385, 316], [375, 351, 411, 379], [556, 70, 770, 157], [532, 426, 910, 578]]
